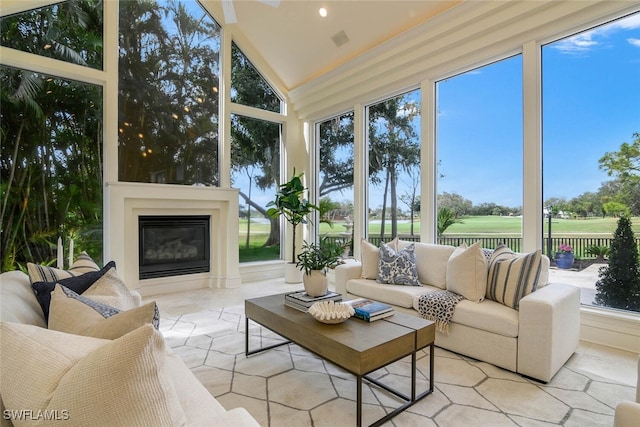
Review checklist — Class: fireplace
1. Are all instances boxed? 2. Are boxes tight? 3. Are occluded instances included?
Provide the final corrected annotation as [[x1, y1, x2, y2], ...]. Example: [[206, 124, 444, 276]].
[[138, 215, 210, 279]]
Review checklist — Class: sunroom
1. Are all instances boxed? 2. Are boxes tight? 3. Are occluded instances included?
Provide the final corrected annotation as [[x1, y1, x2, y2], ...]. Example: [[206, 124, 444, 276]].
[[1, 0, 639, 361]]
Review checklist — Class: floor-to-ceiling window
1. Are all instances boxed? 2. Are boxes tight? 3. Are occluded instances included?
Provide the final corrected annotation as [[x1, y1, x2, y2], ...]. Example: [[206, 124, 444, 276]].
[[230, 43, 283, 262], [542, 12, 640, 313], [436, 55, 524, 250], [0, 1, 104, 269], [118, 0, 221, 186], [366, 90, 421, 243], [317, 112, 355, 254]]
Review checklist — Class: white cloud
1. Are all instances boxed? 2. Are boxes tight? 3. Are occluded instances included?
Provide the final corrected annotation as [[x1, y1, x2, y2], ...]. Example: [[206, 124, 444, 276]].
[[610, 13, 640, 31], [551, 12, 640, 55], [552, 32, 599, 54], [628, 38, 640, 48]]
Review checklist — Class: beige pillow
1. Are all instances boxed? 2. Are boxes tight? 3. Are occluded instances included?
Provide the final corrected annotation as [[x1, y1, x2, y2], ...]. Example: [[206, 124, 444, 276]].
[[27, 252, 100, 283], [486, 245, 542, 310], [360, 239, 379, 279], [83, 266, 138, 310], [446, 241, 488, 302], [0, 322, 186, 426], [397, 241, 456, 288], [48, 284, 159, 339], [360, 238, 397, 279]]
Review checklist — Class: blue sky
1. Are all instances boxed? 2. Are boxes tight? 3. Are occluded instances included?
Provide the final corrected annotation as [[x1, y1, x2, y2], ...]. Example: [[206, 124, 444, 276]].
[[237, 11, 640, 213], [435, 12, 640, 208]]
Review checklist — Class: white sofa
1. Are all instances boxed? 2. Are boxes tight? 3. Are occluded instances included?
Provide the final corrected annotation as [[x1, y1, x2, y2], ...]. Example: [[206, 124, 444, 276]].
[[0, 270, 259, 427], [335, 241, 581, 382], [614, 356, 640, 427]]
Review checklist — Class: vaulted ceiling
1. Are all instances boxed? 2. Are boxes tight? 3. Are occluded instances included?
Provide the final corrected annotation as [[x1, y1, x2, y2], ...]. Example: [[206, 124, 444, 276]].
[[203, 0, 462, 90]]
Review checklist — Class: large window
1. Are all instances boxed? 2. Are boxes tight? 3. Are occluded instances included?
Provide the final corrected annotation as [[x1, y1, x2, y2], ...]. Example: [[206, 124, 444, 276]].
[[231, 115, 281, 262], [231, 42, 282, 113], [436, 55, 523, 249], [230, 45, 283, 263], [0, 0, 103, 70], [1, 2, 105, 270], [542, 13, 640, 313], [318, 112, 355, 254], [118, 0, 221, 185], [367, 90, 421, 242]]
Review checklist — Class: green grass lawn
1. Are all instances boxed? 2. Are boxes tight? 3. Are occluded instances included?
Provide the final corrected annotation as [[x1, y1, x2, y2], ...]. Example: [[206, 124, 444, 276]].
[[241, 216, 640, 237], [238, 216, 640, 261]]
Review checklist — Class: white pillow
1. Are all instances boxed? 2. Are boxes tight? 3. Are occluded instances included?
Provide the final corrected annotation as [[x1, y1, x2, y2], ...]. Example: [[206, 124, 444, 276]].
[[0, 322, 186, 426], [397, 241, 456, 288], [48, 284, 159, 339], [446, 241, 488, 302], [82, 266, 138, 310], [360, 238, 380, 279], [360, 238, 397, 279]]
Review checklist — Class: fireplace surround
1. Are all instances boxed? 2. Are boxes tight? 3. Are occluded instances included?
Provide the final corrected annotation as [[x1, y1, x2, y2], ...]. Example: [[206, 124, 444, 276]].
[[105, 182, 240, 296]]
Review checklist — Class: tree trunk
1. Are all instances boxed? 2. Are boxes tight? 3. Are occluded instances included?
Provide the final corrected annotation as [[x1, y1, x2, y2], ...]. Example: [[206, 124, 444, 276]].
[[390, 166, 398, 238]]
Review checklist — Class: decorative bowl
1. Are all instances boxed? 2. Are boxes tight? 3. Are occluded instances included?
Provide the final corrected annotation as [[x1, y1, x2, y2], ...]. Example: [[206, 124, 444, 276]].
[[308, 300, 355, 324]]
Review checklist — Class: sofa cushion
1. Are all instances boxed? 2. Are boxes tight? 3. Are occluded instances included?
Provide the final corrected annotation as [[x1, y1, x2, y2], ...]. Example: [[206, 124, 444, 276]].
[[376, 242, 419, 286], [27, 251, 100, 283], [486, 245, 543, 310], [346, 278, 434, 308], [0, 271, 46, 328], [446, 242, 488, 302], [31, 261, 116, 321], [0, 322, 187, 426], [412, 293, 519, 337], [398, 241, 455, 288], [48, 284, 159, 339]]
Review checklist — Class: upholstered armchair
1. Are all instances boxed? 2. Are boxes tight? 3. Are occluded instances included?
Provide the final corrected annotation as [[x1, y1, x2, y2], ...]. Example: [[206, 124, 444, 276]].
[[614, 355, 640, 427]]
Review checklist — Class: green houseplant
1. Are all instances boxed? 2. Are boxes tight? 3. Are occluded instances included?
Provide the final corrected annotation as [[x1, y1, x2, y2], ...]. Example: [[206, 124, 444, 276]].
[[266, 169, 319, 282], [296, 237, 346, 296]]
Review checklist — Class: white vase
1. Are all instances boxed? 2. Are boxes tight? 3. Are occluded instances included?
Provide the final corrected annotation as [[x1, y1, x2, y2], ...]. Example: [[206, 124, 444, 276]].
[[285, 263, 303, 283], [303, 270, 328, 297]]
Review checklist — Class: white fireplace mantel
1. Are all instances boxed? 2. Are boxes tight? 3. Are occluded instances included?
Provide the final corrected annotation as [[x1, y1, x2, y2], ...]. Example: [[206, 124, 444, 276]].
[[105, 182, 240, 296]]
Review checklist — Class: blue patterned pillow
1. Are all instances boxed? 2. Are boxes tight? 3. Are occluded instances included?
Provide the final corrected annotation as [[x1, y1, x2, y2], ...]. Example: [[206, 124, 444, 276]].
[[376, 242, 420, 286]]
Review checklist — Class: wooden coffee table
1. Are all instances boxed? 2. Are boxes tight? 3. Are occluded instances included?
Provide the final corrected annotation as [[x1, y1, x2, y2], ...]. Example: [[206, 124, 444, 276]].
[[245, 293, 435, 427]]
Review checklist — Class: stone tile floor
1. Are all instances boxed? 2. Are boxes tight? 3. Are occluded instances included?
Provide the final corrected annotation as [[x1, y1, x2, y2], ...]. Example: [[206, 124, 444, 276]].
[[157, 304, 637, 426]]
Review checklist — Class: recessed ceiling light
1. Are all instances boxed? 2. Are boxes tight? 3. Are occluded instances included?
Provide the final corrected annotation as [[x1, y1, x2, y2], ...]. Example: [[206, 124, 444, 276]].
[[319, 7, 327, 18]]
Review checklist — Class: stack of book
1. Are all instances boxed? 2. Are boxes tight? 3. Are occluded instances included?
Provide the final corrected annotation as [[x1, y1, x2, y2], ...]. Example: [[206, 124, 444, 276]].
[[284, 290, 343, 312], [346, 298, 394, 322]]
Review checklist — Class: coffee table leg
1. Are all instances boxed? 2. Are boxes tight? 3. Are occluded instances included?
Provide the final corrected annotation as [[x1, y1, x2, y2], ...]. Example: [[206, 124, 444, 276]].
[[356, 375, 362, 427], [245, 316, 292, 357]]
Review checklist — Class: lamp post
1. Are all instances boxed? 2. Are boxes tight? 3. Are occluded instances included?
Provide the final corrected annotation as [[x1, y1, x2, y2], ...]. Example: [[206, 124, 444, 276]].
[[547, 205, 553, 258]]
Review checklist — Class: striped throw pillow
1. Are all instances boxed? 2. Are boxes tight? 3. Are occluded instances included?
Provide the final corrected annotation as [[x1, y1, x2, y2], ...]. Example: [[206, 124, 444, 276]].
[[486, 245, 542, 310], [27, 252, 100, 283]]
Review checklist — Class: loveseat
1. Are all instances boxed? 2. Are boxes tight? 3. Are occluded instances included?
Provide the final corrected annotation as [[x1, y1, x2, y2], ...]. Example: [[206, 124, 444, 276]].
[[335, 239, 581, 382], [0, 265, 259, 427]]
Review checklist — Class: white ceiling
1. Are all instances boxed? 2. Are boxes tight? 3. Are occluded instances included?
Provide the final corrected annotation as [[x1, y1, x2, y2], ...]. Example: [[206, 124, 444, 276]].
[[204, 0, 462, 90]]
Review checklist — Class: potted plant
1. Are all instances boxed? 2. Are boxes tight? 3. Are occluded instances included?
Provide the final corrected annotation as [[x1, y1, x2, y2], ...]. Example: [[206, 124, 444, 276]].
[[296, 237, 345, 296], [555, 243, 575, 269], [266, 169, 319, 283]]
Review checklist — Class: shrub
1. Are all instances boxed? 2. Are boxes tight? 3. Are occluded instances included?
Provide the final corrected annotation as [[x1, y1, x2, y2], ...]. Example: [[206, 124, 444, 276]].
[[595, 216, 640, 312], [585, 245, 610, 262]]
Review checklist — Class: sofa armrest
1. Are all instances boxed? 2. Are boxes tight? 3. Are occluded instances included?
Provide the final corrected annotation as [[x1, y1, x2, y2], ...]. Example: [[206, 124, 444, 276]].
[[334, 262, 362, 295], [517, 283, 581, 382], [614, 401, 640, 427]]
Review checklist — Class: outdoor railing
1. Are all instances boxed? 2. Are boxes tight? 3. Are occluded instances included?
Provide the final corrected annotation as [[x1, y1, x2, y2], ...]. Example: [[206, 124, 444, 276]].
[[325, 235, 640, 260]]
